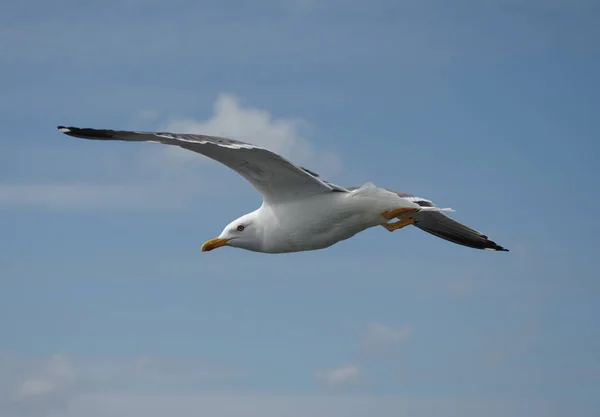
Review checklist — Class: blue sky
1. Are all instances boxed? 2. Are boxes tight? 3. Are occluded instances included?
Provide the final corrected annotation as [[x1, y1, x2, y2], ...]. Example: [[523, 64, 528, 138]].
[[1, 0, 599, 416]]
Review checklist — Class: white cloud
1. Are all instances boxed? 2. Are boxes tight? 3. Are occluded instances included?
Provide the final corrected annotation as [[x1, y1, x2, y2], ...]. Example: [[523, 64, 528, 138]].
[[0, 352, 234, 417], [2, 93, 341, 211], [315, 364, 360, 386], [0, 353, 78, 416], [163, 93, 340, 173]]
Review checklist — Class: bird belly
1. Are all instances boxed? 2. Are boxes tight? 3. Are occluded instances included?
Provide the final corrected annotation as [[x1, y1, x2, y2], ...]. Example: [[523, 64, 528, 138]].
[[262, 194, 380, 253]]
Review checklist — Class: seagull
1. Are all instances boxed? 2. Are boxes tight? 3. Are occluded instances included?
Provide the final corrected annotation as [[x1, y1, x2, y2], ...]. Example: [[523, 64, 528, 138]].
[[57, 126, 508, 254]]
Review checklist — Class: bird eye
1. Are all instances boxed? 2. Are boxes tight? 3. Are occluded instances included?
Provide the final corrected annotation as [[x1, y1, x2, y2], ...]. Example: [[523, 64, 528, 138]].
[[237, 225, 245, 232]]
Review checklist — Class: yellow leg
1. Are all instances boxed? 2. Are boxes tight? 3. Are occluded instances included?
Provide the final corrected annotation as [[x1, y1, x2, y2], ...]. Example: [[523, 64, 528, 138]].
[[381, 207, 419, 221], [382, 217, 416, 232]]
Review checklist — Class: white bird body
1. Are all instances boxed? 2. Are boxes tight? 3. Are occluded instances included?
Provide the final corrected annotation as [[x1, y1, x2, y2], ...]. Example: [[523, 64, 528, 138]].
[[57, 126, 509, 253], [246, 183, 421, 253]]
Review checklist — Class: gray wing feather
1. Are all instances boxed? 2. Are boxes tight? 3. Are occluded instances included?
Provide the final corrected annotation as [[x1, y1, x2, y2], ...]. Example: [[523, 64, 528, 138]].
[[58, 126, 336, 203]]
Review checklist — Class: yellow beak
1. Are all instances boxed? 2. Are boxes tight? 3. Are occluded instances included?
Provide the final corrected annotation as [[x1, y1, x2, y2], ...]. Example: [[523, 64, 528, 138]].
[[201, 237, 229, 252]]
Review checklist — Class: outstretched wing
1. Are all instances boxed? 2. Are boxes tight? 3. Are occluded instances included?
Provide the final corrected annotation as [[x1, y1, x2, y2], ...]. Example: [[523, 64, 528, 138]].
[[366, 187, 508, 251], [58, 126, 336, 203]]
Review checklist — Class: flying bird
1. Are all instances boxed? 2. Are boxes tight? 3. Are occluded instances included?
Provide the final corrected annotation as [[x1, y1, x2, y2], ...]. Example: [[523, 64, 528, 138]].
[[57, 126, 508, 254]]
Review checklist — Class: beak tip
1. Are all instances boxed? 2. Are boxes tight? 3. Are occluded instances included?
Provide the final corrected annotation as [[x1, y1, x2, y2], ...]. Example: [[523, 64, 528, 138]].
[[201, 237, 228, 252]]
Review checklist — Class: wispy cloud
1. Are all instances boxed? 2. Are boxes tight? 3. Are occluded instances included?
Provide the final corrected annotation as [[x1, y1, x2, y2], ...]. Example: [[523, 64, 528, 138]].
[[13, 354, 77, 402], [0, 351, 567, 417], [0, 353, 77, 416], [0, 352, 235, 416], [315, 364, 360, 386]]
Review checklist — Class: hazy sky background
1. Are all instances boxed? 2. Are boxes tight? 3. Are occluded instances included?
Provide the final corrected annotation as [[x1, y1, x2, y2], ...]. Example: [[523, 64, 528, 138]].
[[1, 0, 599, 416]]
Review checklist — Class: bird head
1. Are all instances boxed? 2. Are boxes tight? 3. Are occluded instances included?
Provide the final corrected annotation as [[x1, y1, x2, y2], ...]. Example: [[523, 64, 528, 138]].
[[201, 212, 264, 253]]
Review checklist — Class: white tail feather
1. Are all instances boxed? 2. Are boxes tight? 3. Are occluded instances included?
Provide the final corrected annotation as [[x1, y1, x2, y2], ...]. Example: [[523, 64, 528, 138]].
[[419, 206, 454, 212]]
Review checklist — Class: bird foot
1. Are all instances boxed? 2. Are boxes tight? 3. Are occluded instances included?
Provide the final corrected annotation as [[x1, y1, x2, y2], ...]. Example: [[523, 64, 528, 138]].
[[381, 207, 419, 221], [382, 217, 417, 232]]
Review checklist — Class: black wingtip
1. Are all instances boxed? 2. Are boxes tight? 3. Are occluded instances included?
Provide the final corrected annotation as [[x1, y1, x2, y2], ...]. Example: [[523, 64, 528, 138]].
[[481, 236, 509, 252], [56, 126, 119, 141], [488, 242, 509, 252], [57, 126, 76, 135], [57, 126, 79, 138]]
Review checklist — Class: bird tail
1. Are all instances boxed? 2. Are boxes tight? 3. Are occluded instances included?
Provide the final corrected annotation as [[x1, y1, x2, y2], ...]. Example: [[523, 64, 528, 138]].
[[417, 206, 454, 213], [413, 211, 509, 251]]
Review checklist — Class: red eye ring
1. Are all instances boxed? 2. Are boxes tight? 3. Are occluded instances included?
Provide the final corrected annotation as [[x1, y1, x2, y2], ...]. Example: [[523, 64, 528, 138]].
[[237, 225, 245, 232]]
